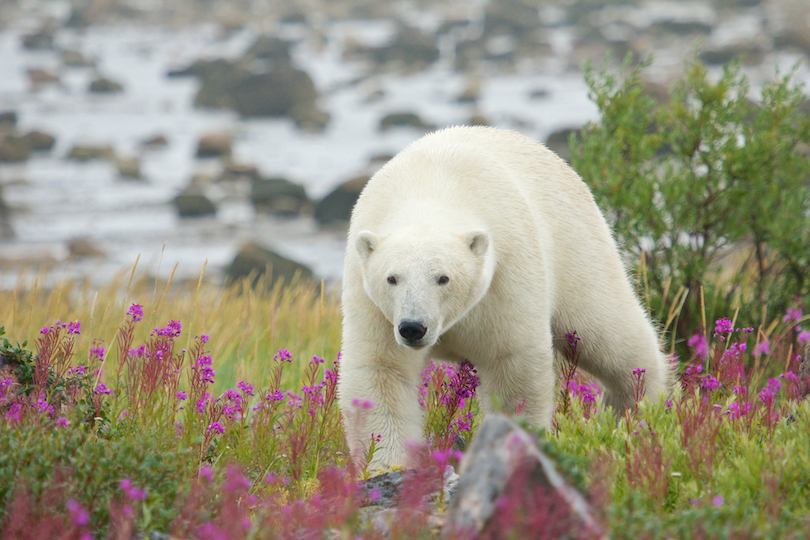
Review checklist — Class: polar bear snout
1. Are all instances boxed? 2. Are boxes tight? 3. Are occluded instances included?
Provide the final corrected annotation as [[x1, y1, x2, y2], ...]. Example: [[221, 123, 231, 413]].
[[398, 320, 428, 347]]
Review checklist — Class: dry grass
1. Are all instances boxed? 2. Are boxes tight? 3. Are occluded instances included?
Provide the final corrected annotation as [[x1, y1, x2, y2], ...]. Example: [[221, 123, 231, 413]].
[[0, 266, 343, 393]]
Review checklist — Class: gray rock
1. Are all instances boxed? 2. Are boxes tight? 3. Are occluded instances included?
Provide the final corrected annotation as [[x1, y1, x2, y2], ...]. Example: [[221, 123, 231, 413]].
[[171, 36, 328, 131], [196, 133, 232, 159], [68, 238, 106, 258], [22, 131, 56, 152], [0, 135, 32, 163], [314, 175, 369, 227], [0, 185, 13, 239], [22, 28, 54, 50], [142, 134, 169, 147], [484, 0, 540, 38], [445, 414, 604, 539], [67, 145, 115, 162], [62, 50, 94, 67], [173, 184, 216, 218], [379, 112, 435, 132], [360, 466, 458, 507], [250, 177, 310, 216], [545, 127, 582, 164], [699, 44, 765, 66], [0, 111, 17, 129], [89, 77, 124, 93], [27, 69, 60, 87], [370, 25, 440, 70], [116, 157, 141, 179], [226, 243, 313, 287], [218, 163, 261, 183]]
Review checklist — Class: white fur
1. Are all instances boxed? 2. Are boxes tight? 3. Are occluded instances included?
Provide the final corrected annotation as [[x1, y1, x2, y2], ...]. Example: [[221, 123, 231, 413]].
[[338, 126, 671, 469]]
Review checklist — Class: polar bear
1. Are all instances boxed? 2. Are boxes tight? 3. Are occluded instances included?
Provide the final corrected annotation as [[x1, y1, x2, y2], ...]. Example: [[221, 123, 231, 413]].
[[338, 126, 670, 469]]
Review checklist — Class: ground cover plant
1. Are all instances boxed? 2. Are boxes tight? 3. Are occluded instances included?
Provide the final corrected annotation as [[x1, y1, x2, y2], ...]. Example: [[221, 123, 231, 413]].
[[1, 56, 810, 538]]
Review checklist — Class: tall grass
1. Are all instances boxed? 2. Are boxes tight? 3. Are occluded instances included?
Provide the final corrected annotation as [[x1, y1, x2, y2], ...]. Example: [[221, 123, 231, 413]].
[[0, 267, 342, 392], [2, 266, 810, 538]]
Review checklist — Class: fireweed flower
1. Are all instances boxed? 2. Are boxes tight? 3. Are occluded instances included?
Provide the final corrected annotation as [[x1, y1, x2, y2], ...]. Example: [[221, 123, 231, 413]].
[[565, 331, 581, 349], [199, 464, 214, 482], [67, 321, 81, 335], [67, 366, 86, 376], [207, 421, 225, 434], [727, 401, 753, 419], [0, 378, 13, 401], [195, 394, 210, 414], [35, 393, 55, 416], [267, 389, 285, 402], [66, 499, 90, 527], [55, 417, 70, 428], [176, 390, 188, 400], [758, 379, 780, 405], [714, 317, 733, 337], [127, 304, 144, 322], [274, 349, 293, 363], [237, 380, 255, 396], [352, 397, 374, 409], [687, 333, 708, 359], [783, 308, 802, 323], [754, 339, 771, 356], [89, 340, 106, 361], [95, 383, 112, 395], [5, 403, 22, 422], [799, 331, 810, 345], [120, 479, 147, 500], [285, 391, 303, 408], [700, 375, 722, 392]]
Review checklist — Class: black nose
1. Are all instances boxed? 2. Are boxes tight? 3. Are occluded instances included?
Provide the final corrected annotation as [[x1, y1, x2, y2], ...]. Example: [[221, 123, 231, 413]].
[[398, 321, 427, 343]]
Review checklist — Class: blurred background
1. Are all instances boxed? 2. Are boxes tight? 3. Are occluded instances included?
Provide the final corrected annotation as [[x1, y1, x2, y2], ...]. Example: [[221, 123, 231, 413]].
[[1, 0, 809, 290]]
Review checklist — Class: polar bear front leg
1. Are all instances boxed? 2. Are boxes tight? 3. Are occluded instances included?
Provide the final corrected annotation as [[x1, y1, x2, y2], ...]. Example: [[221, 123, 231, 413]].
[[338, 339, 427, 472], [475, 345, 556, 430]]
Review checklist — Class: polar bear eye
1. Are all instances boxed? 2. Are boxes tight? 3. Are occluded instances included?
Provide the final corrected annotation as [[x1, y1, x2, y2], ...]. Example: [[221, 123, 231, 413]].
[[387, 276, 397, 285], [438, 275, 450, 285]]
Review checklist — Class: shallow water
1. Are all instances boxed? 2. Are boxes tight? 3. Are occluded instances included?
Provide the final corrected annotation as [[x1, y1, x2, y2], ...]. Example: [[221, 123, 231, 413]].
[[1, 1, 807, 290]]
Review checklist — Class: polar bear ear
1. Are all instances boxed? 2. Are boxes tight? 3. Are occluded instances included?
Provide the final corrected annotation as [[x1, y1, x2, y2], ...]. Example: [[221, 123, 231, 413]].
[[356, 231, 378, 260], [466, 230, 489, 257]]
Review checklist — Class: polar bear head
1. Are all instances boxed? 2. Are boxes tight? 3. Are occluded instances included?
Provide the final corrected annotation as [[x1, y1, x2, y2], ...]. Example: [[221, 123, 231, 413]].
[[354, 227, 495, 349]]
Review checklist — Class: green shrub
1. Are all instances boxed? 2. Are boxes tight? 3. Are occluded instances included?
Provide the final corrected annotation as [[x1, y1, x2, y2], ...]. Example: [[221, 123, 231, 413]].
[[0, 422, 192, 535], [572, 55, 810, 342]]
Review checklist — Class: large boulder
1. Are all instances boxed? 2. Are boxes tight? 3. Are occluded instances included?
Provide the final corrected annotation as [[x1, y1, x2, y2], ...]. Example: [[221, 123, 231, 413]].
[[226, 243, 313, 287], [173, 184, 216, 218], [314, 175, 369, 227], [250, 177, 310, 216], [169, 37, 328, 131], [445, 415, 604, 539]]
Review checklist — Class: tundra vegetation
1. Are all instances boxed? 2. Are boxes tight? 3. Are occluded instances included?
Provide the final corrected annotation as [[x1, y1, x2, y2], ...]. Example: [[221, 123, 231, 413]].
[[1, 58, 809, 539]]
